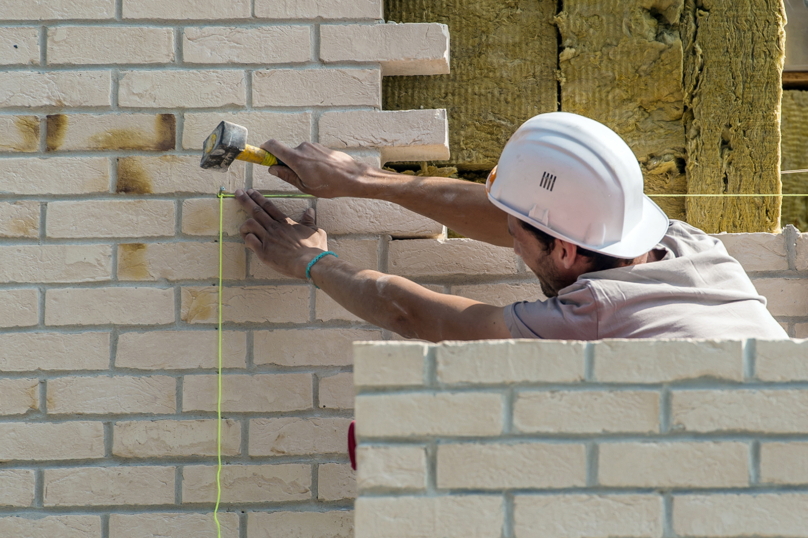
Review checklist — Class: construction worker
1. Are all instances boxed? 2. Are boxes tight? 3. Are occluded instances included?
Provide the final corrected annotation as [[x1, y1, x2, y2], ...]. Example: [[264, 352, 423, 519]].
[[235, 112, 788, 341]]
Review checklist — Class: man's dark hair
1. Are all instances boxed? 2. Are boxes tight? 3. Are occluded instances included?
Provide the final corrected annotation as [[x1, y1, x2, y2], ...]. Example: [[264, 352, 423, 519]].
[[520, 221, 630, 272]]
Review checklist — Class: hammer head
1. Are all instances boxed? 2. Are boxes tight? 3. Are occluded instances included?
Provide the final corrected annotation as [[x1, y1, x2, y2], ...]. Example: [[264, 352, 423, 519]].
[[200, 121, 248, 172]]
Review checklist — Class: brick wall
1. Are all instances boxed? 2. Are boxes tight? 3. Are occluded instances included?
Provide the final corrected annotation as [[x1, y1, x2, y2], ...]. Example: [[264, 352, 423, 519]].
[[354, 338, 808, 538], [1, 2, 808, 538]]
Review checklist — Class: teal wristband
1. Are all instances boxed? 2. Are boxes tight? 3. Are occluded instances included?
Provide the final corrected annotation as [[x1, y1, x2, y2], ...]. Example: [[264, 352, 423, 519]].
[[305, 251, 337, 288]]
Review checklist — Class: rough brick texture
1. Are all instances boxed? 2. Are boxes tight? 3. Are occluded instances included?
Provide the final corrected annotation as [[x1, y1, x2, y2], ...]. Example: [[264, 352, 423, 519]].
[[355, 339, 808, 538]]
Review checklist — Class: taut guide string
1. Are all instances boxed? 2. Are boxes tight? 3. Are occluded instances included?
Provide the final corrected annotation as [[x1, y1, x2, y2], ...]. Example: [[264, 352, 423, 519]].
[[212, 181, 808, 536]]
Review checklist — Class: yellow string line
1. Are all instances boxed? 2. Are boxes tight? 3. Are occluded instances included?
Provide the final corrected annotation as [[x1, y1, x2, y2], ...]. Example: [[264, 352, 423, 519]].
[[214, 190, 314, 537], [214, 190, 224, 538]]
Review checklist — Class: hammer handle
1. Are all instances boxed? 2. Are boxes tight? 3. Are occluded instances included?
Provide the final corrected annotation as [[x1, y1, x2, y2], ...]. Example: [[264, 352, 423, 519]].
[[238, 144, 285, 167]]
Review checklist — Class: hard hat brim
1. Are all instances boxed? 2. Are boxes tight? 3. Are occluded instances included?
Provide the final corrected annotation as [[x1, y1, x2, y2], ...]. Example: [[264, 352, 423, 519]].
[[490, 193, 670, 260]]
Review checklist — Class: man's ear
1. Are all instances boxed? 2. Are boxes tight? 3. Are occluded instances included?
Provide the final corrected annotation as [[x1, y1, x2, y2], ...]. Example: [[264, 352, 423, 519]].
[[553, 240, 580, 270]]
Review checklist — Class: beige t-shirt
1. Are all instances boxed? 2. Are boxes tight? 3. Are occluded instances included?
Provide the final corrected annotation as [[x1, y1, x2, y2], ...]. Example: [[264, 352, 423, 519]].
[[503, 220, 789, 340]]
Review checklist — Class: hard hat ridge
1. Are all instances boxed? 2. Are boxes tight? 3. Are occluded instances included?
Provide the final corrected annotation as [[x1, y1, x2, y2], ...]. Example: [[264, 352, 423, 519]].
[[486, 112, 669, 259]]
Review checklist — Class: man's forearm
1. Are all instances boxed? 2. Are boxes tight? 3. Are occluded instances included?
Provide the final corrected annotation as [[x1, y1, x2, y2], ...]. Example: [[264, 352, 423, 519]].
[[354, 168, 512, 247], [310, 255, 511, 342]]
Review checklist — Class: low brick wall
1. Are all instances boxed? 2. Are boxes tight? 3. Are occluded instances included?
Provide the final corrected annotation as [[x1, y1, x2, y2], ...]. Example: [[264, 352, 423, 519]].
[[354, 338, 808, 538]]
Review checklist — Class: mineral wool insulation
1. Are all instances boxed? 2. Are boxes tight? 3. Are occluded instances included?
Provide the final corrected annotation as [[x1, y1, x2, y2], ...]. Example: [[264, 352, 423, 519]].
[[383, 0, 559, 169], [781, 90, 808, 231], [558, 0, 688, 221], [385, 0, 786, 232]]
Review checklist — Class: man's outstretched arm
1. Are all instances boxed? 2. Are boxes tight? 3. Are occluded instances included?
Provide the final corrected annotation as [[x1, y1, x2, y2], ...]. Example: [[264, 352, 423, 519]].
[[236, 189, 512, 342], [260, 140, 513, 248]]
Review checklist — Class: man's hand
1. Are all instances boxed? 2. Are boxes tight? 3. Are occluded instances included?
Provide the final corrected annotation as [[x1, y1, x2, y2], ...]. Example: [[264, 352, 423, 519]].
[[260, 140, 372, 199], [236, 189, 328, 279]]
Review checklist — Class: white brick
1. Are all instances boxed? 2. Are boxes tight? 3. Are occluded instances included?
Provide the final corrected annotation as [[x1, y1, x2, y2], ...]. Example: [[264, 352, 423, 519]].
[[183, 112, 311, 150], [753, 278, 808, 317], [0, 470, 34, 507], [0, 157, 108, 195], [515, 495, 663, 538], [319, 109, 449, 162], [438, 443, 586, 489], [357, 445, 426, 491], [0, 28, 39, 65], [316, 198, 442, 236], [255, 0, 382, 20], [47, 113, 175, 152], [253, 69, 380, 107], [0, 378, 39, 415], [44, 466, 175, 506], [0, 422, 104, 461], [255, 329, 382, 367], [119, 70, 246, 108], [451, 282, 546, 306], [0, 116, 39, 152], [319, 372, 354, 410], [514, 391, 659, 434], [760, 442, 808, 484], [354, 341, 427, 387], [181, 198, 307, 237], [437, 340, 585, 384], [116, 330, 246, 370], [118, 242, 245, 281], [249, 511, 353, 538], [0, 516, 101, 538], [1, 0, 113, 20], [47, 200, 175, 238], [0, 289, 38, 328], [183, 374, 312, 413], [119, 155, 245, 194], [0, 245, 111, 283], [389, 238, 518, 277], [593, 339, 743, 382], [318, 463, 356, 501], [48, 27, 174, 64], [110, 513, 238, 538], [184, 26, 310, 64], [181, 286, 309, 324], [797, 233, 808, 270], [45, 287, 174, 326], [315, 289, 363, 322], [251, 236, 378, 280], [355, 496, 503, 538], [249, 417, 353, 456], [674, 494, 808, 536], [321, 23, 450, 76], [599, 442, 749, 488], [712, 232, 789, 272], [756, 338, 808, 381], [672, 389, 808, 433], [113, 419, 241, 458], [0, 201, 39, 237], [47, 376, 176, 415], [355, 392, 503, 438], [0, 332, 109, 372], [0, 71, 110, 107], [182, 464, 311, 503], [123, 0, 250, 19]]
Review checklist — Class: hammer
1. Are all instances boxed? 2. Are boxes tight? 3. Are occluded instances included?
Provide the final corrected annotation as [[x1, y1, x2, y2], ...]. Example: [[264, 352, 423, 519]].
[[200, 121, 285, 172]]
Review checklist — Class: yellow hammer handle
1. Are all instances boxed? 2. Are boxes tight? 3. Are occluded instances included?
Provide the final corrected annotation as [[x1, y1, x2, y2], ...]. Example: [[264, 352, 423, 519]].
[[237, 144, 283, 167]]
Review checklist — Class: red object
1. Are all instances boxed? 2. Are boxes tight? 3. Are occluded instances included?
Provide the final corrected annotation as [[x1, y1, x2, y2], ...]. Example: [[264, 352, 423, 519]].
[[348, 420, 357, 470]]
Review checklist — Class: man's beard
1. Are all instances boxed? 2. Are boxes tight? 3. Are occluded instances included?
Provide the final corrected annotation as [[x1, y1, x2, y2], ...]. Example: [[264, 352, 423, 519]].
[[532, 258, 575, 298]]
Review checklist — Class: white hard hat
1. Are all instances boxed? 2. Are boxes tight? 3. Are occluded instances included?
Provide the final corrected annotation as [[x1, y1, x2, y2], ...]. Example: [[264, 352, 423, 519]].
[[486, 112, 669, 259]]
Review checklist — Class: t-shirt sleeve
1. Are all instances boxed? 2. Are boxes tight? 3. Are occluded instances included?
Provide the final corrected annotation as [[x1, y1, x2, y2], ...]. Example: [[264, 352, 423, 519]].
[[503, 281, 600, 340]]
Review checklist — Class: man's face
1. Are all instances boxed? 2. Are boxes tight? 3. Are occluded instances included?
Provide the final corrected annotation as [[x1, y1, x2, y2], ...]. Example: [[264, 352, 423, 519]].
[[507, 215, 569, 297]]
